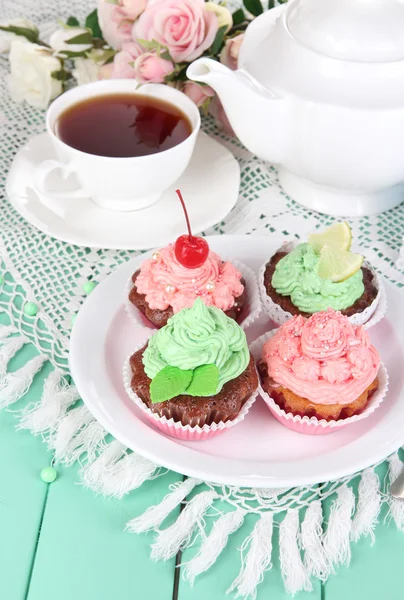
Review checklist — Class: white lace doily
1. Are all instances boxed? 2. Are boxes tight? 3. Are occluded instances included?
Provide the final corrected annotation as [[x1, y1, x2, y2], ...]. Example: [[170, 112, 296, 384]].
[[1, 1, 404, 597]]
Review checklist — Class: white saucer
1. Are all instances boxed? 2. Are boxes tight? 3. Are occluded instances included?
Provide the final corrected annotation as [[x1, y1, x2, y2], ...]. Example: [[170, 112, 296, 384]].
[[6, 132, 240, 250], [70, 235, 404, 488]]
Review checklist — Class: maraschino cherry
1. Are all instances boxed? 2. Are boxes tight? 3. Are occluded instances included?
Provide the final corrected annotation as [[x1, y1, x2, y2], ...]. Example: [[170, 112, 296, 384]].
[[174, 189, 209, 269]]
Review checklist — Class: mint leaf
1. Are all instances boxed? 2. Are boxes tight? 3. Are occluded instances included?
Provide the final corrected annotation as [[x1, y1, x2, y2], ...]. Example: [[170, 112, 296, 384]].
[[85, 9, 103, 39], [66, 16, 80, 27], [186, 364, 219, 397], [211, 25, 227, 55], [243, 0, 263, 17], [150, 366, 193, 404]]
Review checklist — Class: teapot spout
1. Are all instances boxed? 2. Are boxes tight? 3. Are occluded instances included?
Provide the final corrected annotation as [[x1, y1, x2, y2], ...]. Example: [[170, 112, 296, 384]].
[[186, 58, 289, 162]]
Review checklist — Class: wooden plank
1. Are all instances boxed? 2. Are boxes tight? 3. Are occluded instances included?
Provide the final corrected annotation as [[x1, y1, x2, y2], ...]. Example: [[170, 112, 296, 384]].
[[178, 506, 322, 600], [0, 313, 52, 600], [27, 464, 181, 600], [324, 466, 403, 600]]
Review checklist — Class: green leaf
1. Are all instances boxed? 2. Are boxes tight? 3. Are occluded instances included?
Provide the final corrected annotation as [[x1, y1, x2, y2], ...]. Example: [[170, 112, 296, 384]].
[[268, 0, 275, 8], [65, 32, 93, 45], [232, 8, 246, 25], [85, 9, 103, 39], [150, 366, 193, 404], [243, 0, 263, 17], [186, 365, 219, 397], [211, 25, 227, 55], [0, 25, 39, 44], [137, 38, 161, 51], [58, 49, 89, 58], [66, 16, 80, 27], [51, 69, 73, 81]]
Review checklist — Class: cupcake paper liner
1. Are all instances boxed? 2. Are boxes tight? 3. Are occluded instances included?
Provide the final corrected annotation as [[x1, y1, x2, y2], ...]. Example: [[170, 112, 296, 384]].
[[123, 343, 259, 441], [125, 258, 261, 331], [249, 329, 389, 436], [258, 241, 386, 329]]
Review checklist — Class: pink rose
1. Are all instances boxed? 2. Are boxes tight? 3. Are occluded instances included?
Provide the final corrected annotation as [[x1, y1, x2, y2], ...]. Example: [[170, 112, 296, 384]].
[[183, 81, 214, 107], [220, 33, 244, 71], [133, 0, 218, 63], [208, 95, 235, 137], [133, 51, 174, 83], [98, 2, 132, 49], [98, 62, 114, 79], [98, 0, 146, 49], [111, 41, 143, 78], [121, 0, 146, 20]]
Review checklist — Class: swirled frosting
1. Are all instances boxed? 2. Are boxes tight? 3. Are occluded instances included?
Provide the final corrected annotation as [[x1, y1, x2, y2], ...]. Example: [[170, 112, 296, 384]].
[[262, 309, 380, 405], [135, 244, 244, 313], [271, 243, 364, 313], [143, 298, 249, 393]]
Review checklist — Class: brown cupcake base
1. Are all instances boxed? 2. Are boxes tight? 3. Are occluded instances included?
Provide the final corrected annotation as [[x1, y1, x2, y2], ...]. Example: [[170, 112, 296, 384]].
[[130, 346, 258, 427], [263, 251, 378, 319], [129, 270, 247, 328], [258, 360, 379, 421]]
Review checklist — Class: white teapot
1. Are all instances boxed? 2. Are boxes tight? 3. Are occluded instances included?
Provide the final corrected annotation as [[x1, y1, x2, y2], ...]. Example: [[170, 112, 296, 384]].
[[187, 0, 404, 216]]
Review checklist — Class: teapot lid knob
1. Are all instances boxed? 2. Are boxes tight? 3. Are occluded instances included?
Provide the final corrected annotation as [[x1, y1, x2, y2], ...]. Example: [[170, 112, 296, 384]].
[[287, 0, 404, 63]]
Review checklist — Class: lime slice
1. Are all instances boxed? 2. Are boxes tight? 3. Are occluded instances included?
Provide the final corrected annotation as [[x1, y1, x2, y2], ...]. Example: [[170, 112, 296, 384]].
[[317, 245, 363, 283], [308, 222, 352, 253]]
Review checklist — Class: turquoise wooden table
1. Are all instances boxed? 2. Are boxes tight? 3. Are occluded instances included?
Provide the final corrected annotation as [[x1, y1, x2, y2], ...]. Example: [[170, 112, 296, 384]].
[[1, 307, 403, 600]]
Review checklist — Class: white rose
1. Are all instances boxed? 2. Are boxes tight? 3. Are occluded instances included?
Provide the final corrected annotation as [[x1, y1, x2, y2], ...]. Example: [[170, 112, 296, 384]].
[[49, 27, 92, 55], [72, 58, 101, 85], [205, 3, 233, 33], [8, 40, 63, 109], [0, 18, 38, 53]]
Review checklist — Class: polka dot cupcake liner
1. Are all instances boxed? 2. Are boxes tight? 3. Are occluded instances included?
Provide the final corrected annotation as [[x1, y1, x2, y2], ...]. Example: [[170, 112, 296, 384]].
[[249, 329, 389, 435]]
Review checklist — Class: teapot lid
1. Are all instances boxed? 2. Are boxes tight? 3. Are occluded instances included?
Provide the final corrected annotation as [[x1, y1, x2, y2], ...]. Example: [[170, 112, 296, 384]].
[[287, 0, 404, 63]]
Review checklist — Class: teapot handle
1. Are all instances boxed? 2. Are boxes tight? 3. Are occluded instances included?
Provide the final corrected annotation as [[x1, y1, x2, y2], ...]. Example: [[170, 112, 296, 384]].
[[239, 5, 286, 67]]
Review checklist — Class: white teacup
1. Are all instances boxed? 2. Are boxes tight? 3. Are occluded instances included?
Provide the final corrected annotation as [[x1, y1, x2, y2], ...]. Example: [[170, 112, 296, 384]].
[[34, 80, 201, 211]]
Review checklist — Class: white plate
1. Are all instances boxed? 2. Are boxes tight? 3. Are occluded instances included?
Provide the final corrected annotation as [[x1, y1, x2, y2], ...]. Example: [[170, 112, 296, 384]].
[[6, 132, 239, 250], [70, 235, 404, 488]]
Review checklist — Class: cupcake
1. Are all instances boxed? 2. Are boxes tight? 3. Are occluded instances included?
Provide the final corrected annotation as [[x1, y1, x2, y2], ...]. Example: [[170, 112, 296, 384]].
[[254, 309, 387, 434], [260, 222, 383, 327], [127, 190, 259, 329], [124, 298, 258, 440]]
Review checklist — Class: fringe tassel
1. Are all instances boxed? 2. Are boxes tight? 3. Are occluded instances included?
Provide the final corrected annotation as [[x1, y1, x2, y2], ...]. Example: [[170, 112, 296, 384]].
[[81, 440, 157, 498], [0, 354, 46, 407], [0, 325, 18, 341], [301, 501, 331, 581], [323, 484, 355, 568], [388, 454, 404, 530], [151, 490, 218, 561], [17, 369, 80, 434], [351, 469, 381, 543], [228, 512, 274, 600], [127, 478, 201, 533], [279, 509, 312, 595], [0, 335, 28, 379], [48, 404, 105, 464], [183, 509, 245, 585], [81, 440, 126, 489]]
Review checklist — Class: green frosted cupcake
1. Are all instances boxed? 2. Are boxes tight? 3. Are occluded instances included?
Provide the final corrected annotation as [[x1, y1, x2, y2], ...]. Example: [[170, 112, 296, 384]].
[[259, 224, 382, 327]]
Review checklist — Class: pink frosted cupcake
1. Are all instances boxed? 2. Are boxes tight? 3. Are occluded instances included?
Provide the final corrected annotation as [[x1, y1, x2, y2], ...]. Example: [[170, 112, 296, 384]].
[[127, 189, 259, 329], [254, 309, 388, 433]]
